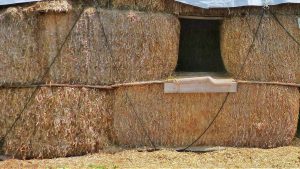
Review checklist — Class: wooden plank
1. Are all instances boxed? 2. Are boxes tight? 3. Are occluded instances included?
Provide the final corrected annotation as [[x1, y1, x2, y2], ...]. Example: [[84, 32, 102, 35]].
[[164, 76, 237, 93]]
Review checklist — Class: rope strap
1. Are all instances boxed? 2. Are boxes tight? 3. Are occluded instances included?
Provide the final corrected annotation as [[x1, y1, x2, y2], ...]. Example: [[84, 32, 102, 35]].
[[0, 79, 299, 89]]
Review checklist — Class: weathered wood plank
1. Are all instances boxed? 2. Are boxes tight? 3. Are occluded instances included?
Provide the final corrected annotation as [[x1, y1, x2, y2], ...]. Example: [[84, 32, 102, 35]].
[[164, 76, 237, 93]]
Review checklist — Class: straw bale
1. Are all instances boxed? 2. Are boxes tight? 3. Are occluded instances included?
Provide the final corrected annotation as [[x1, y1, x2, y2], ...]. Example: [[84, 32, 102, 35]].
[[111, 0, 171, 11], [45, 8, 179, 85], [0, 7, 179, 85], [221, 14, 300, 83], [46, 8, 179, 85], [0, 87, 113, 159], [22, 0, 72, 13], [38, 8, 114, 85], [113, 83, 299, 148], [98, 9, 179, 84], [0, 8, 43, 85]]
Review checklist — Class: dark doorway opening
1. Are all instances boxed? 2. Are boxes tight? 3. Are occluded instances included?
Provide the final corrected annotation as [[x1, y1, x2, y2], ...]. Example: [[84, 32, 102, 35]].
[[176, 18, 226, 73]]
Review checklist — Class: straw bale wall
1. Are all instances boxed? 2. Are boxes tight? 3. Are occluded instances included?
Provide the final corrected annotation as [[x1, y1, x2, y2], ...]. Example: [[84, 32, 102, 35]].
[[1, 2, 298, 85], [0, 5, 180, 159], [113, 84, 299, 148], [0, 87, 113, 159], [0, 0, 299, 159], [0, 7, 179, 85]]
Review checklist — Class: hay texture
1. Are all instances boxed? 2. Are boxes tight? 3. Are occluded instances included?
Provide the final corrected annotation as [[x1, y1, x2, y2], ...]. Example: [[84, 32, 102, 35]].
[[23, 0, 72, 13], [297, 63, 300, 83], [0, 0, 300, 159], [0, 87, 113, 159], [113, 83, 299, 148], [221, 14, 300, 83], [0, 8, 43, 85], [0, 7, 179, 85]]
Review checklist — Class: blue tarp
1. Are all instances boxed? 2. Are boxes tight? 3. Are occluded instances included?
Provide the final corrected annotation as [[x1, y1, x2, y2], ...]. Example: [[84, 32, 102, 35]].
[[175, 0, 300, 8], [0, 0, 39, 5]]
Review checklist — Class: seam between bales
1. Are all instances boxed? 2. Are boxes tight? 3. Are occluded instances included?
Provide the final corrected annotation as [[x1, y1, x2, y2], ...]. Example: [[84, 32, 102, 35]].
[[1, 80, 300, 89], [0, 7, 86, 152]]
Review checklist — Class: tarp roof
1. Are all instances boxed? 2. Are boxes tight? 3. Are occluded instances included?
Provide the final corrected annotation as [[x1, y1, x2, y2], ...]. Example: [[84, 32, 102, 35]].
[[0, 0, 40, 6], [175, 0, 300, 8], [1, 0, 300, 8]]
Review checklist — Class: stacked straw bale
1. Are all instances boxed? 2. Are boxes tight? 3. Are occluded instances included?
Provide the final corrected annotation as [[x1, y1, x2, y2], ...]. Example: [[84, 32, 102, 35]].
[[112, 8, 300, 148], [0, 8, 42, 84], [113, 84, 299, 148], [0, 87, 113, 159], [45, 8, 179, 84], [24, 0, 73, 13], [0, 7, 179, 85], [0, 0, 300, 159], [221, 14, 300, 83], [0, 5, 179, 158]]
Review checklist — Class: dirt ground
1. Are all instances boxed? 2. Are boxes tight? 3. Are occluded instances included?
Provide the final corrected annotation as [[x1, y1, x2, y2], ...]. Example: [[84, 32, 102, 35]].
[[1, 138, 300, 169]]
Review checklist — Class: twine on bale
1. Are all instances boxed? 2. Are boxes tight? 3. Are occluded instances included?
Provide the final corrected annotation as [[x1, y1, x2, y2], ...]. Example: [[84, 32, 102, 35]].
[[178, 6, 300, 152], [237, 80, 300, 88], [94, 0, 158, 150], [0, 2, 299, 158], [269, 9, 300, 46], [1, 5, 180, 156], [125, 93, 157, 150], [94, 0, 114, 80], [177, 8, 266, 152], [0, 7, 86, 154], [0, 80, 299, 90]]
